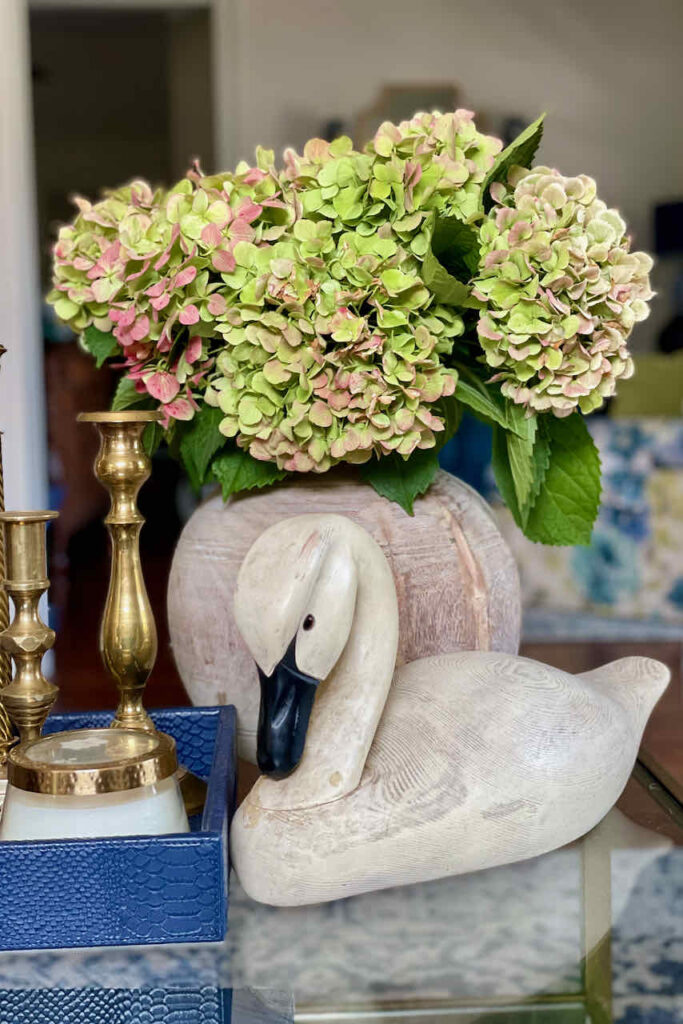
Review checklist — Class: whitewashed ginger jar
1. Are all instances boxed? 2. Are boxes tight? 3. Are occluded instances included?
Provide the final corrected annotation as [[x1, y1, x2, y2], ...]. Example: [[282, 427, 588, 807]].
[[168, 470, 521, 762]]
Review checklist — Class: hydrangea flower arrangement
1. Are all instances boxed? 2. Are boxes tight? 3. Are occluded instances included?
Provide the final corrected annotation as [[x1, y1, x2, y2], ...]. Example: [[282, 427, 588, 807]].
[[49, 111, 653, 545]]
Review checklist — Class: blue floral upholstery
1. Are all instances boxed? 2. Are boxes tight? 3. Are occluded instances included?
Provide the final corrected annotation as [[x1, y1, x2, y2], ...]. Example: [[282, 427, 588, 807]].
[[490, 418, 683, 623]]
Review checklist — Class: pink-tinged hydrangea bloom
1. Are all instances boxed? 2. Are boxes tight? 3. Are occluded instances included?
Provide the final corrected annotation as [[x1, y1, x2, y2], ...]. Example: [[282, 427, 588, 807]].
[[473, 166, 653, 416], [48, 112, 504, 456], [47, 157, 284, 424]]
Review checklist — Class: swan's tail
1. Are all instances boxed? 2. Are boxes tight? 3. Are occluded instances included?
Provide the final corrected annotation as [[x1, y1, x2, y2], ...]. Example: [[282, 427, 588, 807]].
[[579, 656, 670, 732]]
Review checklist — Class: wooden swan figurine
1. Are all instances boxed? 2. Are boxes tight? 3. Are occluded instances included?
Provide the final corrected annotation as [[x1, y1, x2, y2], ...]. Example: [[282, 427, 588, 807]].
[[230, 514, 669, 906]]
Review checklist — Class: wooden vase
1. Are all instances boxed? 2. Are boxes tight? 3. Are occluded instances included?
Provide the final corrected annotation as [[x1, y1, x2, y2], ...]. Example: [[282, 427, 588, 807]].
[[167, 470, 521, 761]]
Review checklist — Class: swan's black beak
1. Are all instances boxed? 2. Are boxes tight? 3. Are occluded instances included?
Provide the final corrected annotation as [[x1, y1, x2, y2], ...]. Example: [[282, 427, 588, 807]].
[[256, 638, 320, 779]]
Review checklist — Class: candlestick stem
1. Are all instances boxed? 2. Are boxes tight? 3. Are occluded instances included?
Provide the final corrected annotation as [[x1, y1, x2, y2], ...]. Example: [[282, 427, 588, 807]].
[[78, 411, 160, 732], [0, 511, 58, 743]]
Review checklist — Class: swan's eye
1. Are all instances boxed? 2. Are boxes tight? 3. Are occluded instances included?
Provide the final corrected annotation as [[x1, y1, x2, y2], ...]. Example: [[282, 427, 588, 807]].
[[303, 614, 315, 631]]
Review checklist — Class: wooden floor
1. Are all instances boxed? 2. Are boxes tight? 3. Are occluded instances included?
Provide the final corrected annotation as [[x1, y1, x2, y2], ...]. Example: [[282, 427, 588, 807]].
[[52, 529, 683, 811]]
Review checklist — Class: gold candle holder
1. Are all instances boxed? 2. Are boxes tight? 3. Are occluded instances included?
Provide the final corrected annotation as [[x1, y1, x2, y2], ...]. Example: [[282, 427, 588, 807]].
[[78, 411, 159, 732], [0, 511, 59, 743]]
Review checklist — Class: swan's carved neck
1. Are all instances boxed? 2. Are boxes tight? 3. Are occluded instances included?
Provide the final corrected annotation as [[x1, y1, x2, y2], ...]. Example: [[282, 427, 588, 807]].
[[251, 522, 399, 811]]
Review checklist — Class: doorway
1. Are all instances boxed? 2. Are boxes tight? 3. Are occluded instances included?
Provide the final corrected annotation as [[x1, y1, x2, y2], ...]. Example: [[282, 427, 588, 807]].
[[29, 4, 214, 706]]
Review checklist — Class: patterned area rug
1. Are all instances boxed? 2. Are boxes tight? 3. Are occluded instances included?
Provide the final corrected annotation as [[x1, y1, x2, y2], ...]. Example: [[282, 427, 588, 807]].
[[227, 850, 584, 1002], [612, 851, 683, 1023], [0, 813, 678, 1022]]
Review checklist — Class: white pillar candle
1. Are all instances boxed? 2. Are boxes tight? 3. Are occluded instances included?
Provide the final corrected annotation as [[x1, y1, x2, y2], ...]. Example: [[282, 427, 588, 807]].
[[0, 728, 190, 842], [0, 775, 188, 841]]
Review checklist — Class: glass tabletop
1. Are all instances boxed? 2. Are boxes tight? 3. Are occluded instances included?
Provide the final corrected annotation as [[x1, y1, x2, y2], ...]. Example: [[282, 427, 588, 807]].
[[0, 765, 680, 1024]]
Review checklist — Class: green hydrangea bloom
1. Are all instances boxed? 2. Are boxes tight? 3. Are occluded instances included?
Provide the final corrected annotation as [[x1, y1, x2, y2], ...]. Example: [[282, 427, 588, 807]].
[[473, 166, 653, 416], [48, 110, 504, 466], [207, 113, 501, 471]]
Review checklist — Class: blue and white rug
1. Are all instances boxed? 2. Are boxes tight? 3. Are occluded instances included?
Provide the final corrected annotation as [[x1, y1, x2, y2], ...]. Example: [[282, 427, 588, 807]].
[[613, 851, 683, 1023], [0, 810, 678, 1022]]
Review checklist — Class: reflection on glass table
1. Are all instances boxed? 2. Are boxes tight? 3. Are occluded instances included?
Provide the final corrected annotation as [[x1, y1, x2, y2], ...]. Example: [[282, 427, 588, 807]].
[[0, 766, 680, 1024]]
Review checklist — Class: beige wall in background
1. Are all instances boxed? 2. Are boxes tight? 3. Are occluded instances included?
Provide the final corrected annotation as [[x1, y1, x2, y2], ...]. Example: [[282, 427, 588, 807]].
[[168, 9, 214, 179], [224, 0, 682, 350]]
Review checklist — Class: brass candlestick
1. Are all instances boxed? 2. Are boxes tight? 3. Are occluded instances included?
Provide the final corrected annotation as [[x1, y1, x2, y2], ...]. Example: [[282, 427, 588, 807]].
[[78, 411, 159, 732], [0, 511, 59, 742]]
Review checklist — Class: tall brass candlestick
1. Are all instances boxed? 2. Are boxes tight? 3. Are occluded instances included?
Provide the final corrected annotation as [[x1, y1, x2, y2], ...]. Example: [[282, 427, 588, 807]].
[[0, 511, 59, 742], [78, 411, 159, 732]]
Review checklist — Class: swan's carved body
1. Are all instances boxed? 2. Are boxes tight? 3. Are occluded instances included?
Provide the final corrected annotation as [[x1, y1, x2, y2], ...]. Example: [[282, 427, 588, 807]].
[[231, 514, 669, 906]]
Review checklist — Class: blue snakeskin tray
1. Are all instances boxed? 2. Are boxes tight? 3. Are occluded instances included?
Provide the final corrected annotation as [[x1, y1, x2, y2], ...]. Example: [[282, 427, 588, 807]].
[[0, 705, 236, 951], [0, 986, 233, 1023]]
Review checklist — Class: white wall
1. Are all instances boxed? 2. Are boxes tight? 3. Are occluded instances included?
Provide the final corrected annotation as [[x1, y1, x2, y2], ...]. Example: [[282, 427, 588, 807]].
[[228, 0, 683, 347]]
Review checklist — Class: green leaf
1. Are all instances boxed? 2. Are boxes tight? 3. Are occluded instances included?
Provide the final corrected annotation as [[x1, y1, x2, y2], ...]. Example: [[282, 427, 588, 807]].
[[419, 213, 481, 308], [421, 250, 470, 306], [492, 414, 597, 545], [431, 216, 481, 282], [142, 421, 164, 458], [492, 421, 550, 529], [505, 399, 536, 440], [360, 449, 439, 516], [82, 325, 119, 369], [506, 429, 536, 512], [179, 405, 227, 492], [210, 449, 287, 500], [111, 377, 155, 412], [455, 372, 536, 442], [491, 425, 521, 526], [518, 428, 551, 528], [481, 113, 546, 212], [166, 418, 187, 463], [456, 377, 508, 429], [433, 393, 463, 450], [523, 414, 601, 546]]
